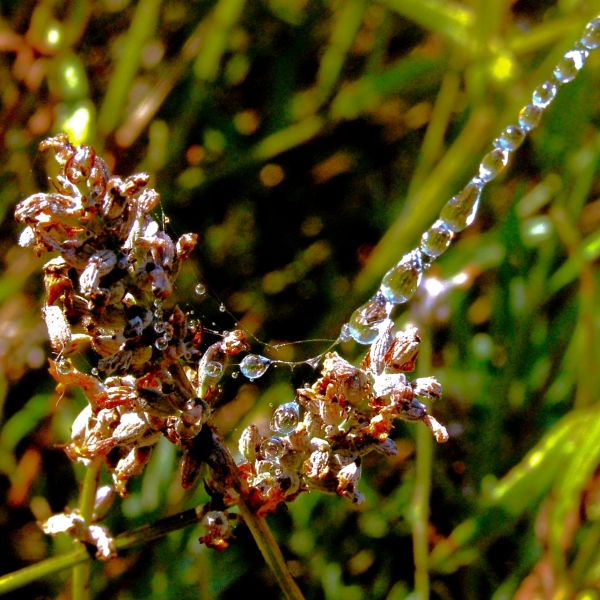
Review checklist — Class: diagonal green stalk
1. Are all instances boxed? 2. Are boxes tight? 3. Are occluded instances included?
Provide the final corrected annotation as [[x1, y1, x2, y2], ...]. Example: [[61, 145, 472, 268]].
[[236, 499, 305, 600]]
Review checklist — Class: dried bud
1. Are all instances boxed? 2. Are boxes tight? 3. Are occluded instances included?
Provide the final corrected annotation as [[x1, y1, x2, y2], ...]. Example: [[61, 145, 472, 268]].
[[42, 304, 72, 353], [239, 424, 261, 463], [424, 415, 449, 443], [411, 376, 442, 401], [387, 326, 420, 372]]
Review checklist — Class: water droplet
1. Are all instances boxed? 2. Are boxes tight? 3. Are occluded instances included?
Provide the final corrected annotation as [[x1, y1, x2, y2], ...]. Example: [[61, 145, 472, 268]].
[[347, 293, 392, 345], [380, 250, 423, 304], [339, 323, 352, 342], [91, 367, 99, 376], [532, 79, 557, 108], [183, 351, 192, 361], [553, 49, 586, 84], [57, 358, 72, 375], [421, 220, 454, 258], [240, 354, 271, 380], [162, 323, 174, 341], [271, 402, 300, 435], [153, 299, 163, 308], [154, 321, 166, 334], [204, 361, 223, 377], [194, 283, 206, 296], [518, 103, 543, 132], [154, 308, 163, 319], [478, 148, 509, 183], [306, 356, 320, 368], [260, 437, 285, 460], [493, 125, 526, 152], [439, 180, 483, 233], [231, 371, 239, 379], [219, 303, 226, 313], [117, 256, 129, 270], [155, 337, 168, 351], [581, 17, 600, 50]]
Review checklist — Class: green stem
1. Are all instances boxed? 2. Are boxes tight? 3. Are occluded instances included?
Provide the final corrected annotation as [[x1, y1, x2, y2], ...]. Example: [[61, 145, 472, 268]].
[[412, 332, 434, 600], [72, 459, 101, 600], [0, 507, 204, 596], [236, 499, 305, 600]]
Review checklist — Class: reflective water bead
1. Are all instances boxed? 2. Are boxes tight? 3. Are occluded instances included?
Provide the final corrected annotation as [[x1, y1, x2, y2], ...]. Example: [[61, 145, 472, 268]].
[[347, 293, 392, 345], [553, 49, 586, 84], [219, 303, 226, 312], [204, 361, 223, 377], [532, 79, 557, 108], [581, 17, 600, 50], [154, 308, 163, 319], [380, 250, 423, 304], [339, 323, 352, 342], [183, 351, 192, 361], [439, 179, 483, 232], [231, 371, 239, 379], [91, 367, 99, 377], [155, 337, 168, 351], [260, 436, 285, 460], [271, 402, 300, 435], [154, 321, 166, 334], [518, 103, 543, 132], [479, 148, 509, 182], [240, 354, 271, 379], [493, 125, 526, 152], [57, 358, 72, 375], [194, 283, 206, 296], [420, 220, 454, 258]]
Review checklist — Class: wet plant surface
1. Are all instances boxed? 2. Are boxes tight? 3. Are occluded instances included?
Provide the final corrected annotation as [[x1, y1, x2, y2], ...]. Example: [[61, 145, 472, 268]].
[[0, 1, 600, 599]]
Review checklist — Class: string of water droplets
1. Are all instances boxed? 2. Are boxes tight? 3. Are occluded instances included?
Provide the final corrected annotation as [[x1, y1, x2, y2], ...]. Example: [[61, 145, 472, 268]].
[[217, 16, 600, 435]]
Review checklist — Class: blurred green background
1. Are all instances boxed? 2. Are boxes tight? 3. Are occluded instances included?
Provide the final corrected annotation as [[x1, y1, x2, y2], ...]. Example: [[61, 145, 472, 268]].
[[1, 0, 600, 598]]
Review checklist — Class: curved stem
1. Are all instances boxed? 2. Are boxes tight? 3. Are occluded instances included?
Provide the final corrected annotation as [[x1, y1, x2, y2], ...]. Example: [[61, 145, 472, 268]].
[[72, 458, 101, 600]]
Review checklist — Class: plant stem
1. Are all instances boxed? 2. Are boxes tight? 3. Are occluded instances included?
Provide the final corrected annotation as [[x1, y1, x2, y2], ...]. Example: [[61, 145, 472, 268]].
[[412, 332, 434, 600], [236, 498, 305, 600], [72, 458, 101, 600]]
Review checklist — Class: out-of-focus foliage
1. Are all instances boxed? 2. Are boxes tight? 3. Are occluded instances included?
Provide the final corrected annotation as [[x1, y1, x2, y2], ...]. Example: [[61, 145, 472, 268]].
[[0, 0, 600, 599]]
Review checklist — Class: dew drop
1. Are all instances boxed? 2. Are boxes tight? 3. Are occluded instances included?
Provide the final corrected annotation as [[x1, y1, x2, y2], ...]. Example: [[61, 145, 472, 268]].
[[532, 79, 557, 108], [347, 293, 392, 345], [57, 358, 72, 375], [421, 220, 454, 258], [493, 125, 526, 152], [439, 179, 483, 233], [194, 283, 206, 296], [581, 17, 600, 50], [518, 103, 543, 132], [339, 323, 352, 342], [155, 337, 168, 351], [478, 148, 509, 183], [231, 371, 239, 379], [306, 356, 321, 369], [260, 437, 285, 460], [154, 308, 163, 319], [380, 250, 423, 304], [240, 354, 271, 380], [91, 367, 99, 377], [205, 361, 223, 377], [271, 402, 300, 435], [183, 351, 192, 361], [154, 321, 166, 334], [219, 303, 226, 313], [553, 49, 586, 84]]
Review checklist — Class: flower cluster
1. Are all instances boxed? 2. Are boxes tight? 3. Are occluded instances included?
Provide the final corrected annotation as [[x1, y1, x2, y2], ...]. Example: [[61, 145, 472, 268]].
[[238, 321, 447, 515], [15, 134, 447, 555]]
